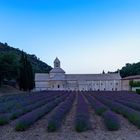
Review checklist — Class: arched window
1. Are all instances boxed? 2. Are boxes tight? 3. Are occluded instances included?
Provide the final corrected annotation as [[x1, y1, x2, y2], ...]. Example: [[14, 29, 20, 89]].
[[58, 85, 60, 88], [55, 62, 59, 67]]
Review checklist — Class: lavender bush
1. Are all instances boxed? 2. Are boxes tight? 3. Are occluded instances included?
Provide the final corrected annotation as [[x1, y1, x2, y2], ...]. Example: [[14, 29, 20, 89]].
[[14, 94, 68, 131], [96, 97, 140, 129], [117, 100, 140, 112], [47, 94, 75, 132], [0, 93, 63, 125], [84, 93, 108, 115], [102, 111, 121, 131], [75, 93, 91, 132]]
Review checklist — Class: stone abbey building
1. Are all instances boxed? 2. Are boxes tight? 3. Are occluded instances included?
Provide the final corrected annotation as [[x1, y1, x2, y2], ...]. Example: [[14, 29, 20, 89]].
[[35, 58, 121, 91]]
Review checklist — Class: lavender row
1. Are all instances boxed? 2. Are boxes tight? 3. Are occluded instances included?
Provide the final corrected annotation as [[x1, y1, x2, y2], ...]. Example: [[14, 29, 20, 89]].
[[102, 111, 121, 131], [92, 92, 140, 113], [84, 93, 108, 115], [116, 100, 140, 112], [84, 93, 120, 131], [0, 91, 51, 113], [0, 93, 62, 125], [75, 93, 91, 132], [47, 93, 75, 132], [14, 93, 69, 131], [90, 91, 140, 104], [0, 91, 62, 113], [95, 96, 140, 129]]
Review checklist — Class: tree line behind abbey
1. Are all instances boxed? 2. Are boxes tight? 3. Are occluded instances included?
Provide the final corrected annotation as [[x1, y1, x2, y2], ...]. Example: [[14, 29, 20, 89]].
[[0, 42, 140, 90]]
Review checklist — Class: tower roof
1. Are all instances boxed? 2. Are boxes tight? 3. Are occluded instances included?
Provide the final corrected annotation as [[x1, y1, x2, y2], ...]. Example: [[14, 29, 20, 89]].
[[50, 57, 65, 73], [50, 67, 65, 73], [54, 57, 60, 63]]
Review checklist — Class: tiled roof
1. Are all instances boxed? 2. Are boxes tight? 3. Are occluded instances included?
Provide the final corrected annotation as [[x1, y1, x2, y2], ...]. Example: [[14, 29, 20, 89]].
[[35, 73, 121, 81], [66, 73, 121, 81], [50, 68, 65, 73], [122, 75, 140, 80], [35, 73, 49, 81]]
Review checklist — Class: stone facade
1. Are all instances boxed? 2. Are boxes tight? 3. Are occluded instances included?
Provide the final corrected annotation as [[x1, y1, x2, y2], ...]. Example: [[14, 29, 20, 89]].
[[122, 75, 140, 91], [35, 58, 122, 91]]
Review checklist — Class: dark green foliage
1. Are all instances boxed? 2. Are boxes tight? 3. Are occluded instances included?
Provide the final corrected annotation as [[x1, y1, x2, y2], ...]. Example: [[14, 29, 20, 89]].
[[0, 62, 2, 86], [15, 121, 29, 131], [75, 117, 89, 132], [96, 107, 107, 115], [47, 121, 57, 132], [0, 42, 52, 87], [0, 114, 10, 125], [102, 111, 121, 131], [120, 62, 140, 78], [0, 53, 19, 85], [19, 52, 34, 91], [129, 81, 140, 87], [0, 42, 52, 73], [136, 89, 140, 94]]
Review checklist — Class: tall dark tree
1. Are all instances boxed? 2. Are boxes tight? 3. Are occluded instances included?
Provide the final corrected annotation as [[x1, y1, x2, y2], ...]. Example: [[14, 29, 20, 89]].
[[19, 51, 25, 90], [0, 53, 18, 87], [19, 52, 34, 91], [0, 61, 2, 87], [25, 55, 34, 91]]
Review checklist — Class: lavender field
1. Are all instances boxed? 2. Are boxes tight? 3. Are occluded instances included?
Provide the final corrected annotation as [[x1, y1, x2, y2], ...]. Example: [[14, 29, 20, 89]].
[[0, 91, 140, 140]]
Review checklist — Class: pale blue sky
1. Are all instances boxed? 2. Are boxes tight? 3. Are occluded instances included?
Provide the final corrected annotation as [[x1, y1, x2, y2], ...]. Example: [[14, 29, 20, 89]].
[[0, 0, 140, 73]]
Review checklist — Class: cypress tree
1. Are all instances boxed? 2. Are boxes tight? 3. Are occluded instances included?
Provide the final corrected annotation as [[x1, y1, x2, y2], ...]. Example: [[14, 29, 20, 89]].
[[19, 51, 24, 90], [0, 64, 2, 87], [19, 52, 34, 91], [25, 55, 34, 91]]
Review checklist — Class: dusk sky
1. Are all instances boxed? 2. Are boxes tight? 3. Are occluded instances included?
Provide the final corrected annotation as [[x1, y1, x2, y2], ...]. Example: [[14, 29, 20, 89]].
[[0, 0, 140, 73]]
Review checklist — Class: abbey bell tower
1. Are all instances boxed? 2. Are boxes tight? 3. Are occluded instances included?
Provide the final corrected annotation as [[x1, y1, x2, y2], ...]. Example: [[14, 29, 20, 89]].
[[54, 57, 60, 68]]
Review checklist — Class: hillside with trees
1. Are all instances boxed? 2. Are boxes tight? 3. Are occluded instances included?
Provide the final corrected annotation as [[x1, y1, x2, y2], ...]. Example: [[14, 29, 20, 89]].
[[0, 42, 52, 73], [0, 42, 52, 89], [120, 62, 140, 78]]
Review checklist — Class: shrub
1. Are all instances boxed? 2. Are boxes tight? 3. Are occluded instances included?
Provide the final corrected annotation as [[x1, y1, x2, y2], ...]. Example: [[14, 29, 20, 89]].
[[102, 111, 121, 131], [136, 89, 140, 95], [75, 93, 91, 132], [15, 121, 29, 131], [75, 115, 90, 132], [47, 94, 75, 132], [14, 94, 68, 131], [0, 93, 63, 125], [117, 100, 140, 112], [0, 114, 10, 125], [84, 94, 108, 115], [96, 97, 140, 128]]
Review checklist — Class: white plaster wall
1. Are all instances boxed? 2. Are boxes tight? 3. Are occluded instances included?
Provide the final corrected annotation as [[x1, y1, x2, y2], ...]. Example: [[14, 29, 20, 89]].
[[49, 81, 66, 90]]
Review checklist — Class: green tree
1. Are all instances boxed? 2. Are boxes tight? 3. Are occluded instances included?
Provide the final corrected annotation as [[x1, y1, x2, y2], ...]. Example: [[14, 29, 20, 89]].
[[120, 62, 140, 78], [19, 52, 34, 91], [0, 53, 19, 87], [0, 60, 2, 87]]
